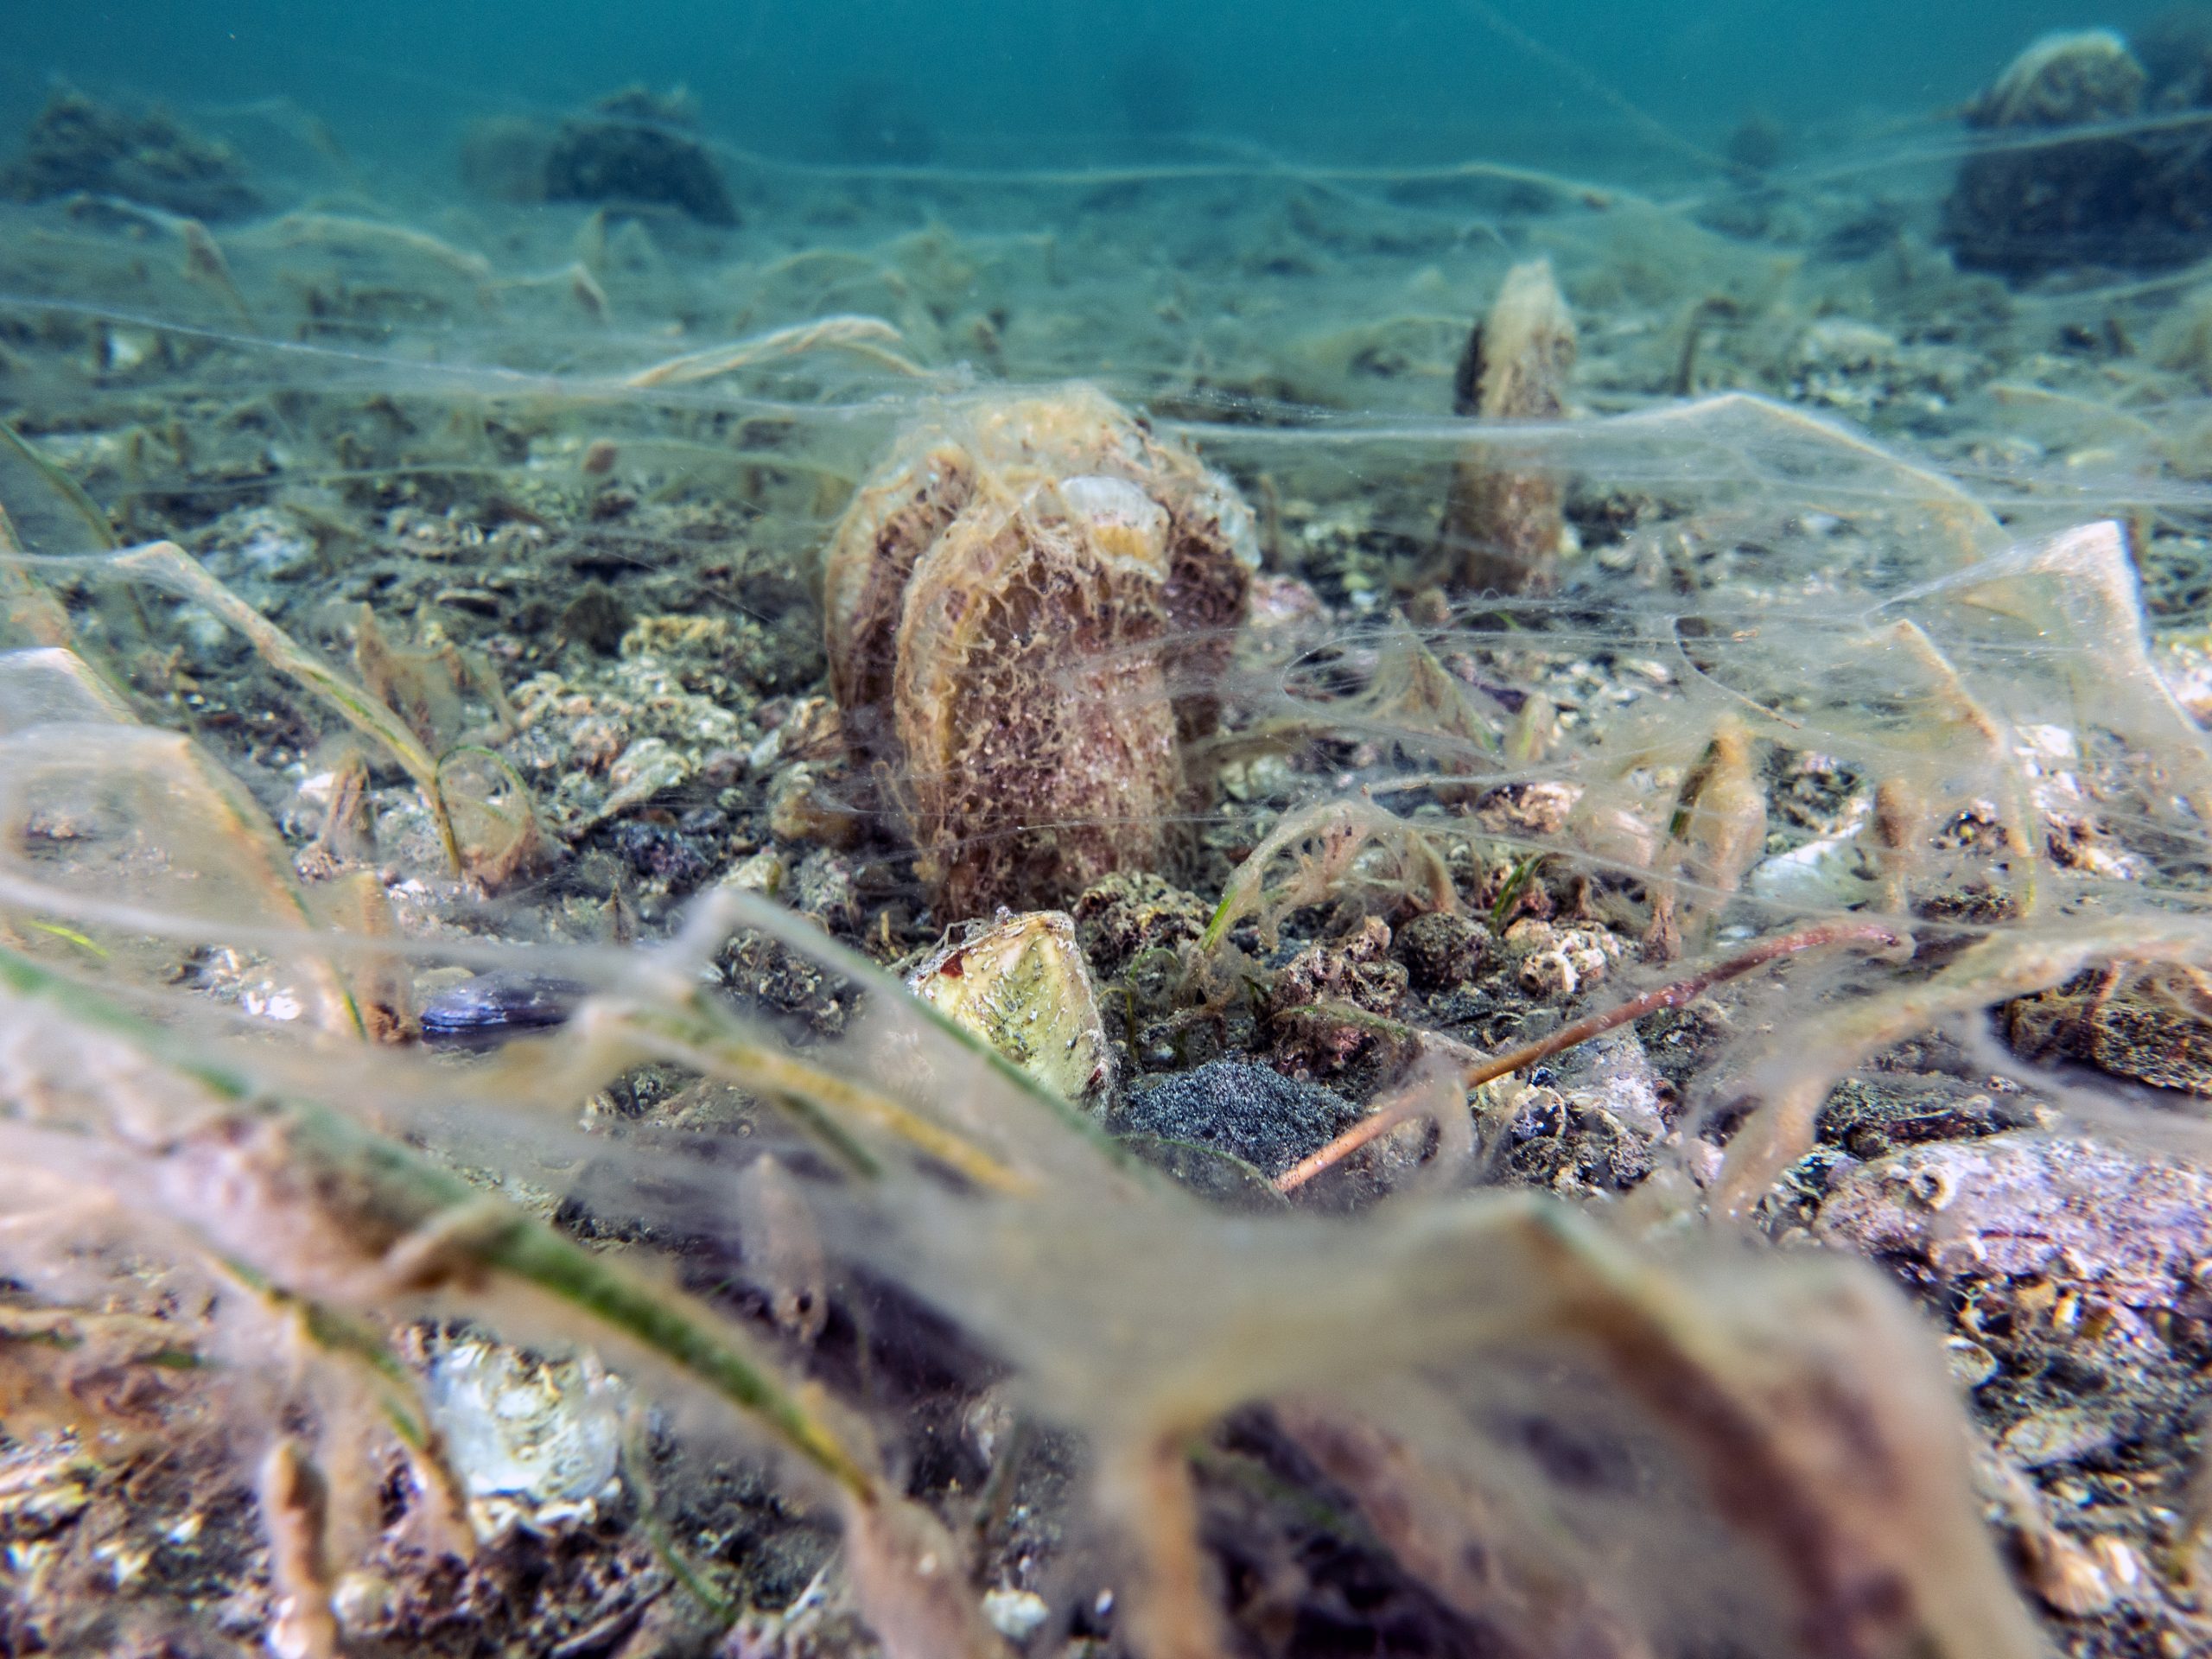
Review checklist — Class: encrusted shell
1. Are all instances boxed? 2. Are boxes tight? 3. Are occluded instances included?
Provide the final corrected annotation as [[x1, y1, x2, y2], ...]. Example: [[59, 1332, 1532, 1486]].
[[905, 909, 1112, 1108], [824, 385, 1255, 918]]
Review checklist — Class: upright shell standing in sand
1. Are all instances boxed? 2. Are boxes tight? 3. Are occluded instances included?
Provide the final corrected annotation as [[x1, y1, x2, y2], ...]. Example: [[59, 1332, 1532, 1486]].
[[823, 386, 1257, 920], [1437, 258, 1578, 594]]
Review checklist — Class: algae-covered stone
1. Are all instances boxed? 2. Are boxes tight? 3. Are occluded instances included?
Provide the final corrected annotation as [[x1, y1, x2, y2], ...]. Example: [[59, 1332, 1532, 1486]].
[[905, 909, 1112, 1108], [3, 86, 260, 221], [2005, 963, 2212, 1094], [1941, 29, 2212, 276], [1071, 868, 1212, 975], [543, 86, 735, 226], [1815, 1131, 2212, 1332]]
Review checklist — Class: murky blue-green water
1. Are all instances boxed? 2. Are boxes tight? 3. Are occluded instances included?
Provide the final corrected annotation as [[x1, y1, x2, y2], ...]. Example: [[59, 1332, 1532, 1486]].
[[1, 1, 2174, 168]]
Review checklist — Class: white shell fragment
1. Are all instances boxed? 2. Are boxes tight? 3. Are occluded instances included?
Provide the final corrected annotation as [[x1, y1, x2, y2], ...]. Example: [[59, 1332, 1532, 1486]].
[[423, 1336, 623, 1533], [983, 1586, 1052, 1642], [1747, 794, 1874, 907], [906, 910, 1112, 1109]]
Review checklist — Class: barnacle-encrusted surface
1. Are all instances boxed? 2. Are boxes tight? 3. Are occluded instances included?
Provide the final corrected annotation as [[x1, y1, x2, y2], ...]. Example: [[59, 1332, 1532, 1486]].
[[824, 386, 1256, 918]]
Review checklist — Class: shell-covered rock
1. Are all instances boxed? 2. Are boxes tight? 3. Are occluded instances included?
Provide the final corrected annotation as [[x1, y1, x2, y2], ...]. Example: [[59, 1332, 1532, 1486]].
[[825, 385, 1256, 918]]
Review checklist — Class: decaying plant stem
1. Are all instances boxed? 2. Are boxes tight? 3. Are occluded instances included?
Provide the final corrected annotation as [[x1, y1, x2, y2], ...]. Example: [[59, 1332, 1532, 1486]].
[[260, 1437, 338, 1659], [624, 315, 928, 386], [601, 997, 1038, 1194], [178, 218, 256, 331], [1643, 716, 1768, 963], [0, 931, 1041, 1654], [1105, 1435, 1227, 1659], [0, 417, 118, 552], [0, 941, 877, 1503], [268, 213, 495, 287], [1202, 798, 1457, 953]]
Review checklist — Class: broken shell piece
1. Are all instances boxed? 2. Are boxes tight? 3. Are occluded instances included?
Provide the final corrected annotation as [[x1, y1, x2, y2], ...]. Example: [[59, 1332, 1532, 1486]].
[[2020, 1526, 2119, 1618], [824, 385, 1255, 918], [983, 1587, 1052, 1642], [906, 910, 1112, 1109], [422, 1336, 622, 1535], [1748, 795, 1875, 907], [721, 847, 787, 897], [1943, 1335, 1999, 1389]]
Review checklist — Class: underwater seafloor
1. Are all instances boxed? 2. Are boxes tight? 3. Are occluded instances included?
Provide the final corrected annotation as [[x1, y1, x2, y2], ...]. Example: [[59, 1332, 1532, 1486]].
[[4, 22, 2212, 1659]]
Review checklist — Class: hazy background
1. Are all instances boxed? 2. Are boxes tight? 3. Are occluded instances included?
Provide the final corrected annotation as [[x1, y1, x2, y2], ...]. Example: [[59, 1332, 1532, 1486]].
[[0, 0, 2171, 170]]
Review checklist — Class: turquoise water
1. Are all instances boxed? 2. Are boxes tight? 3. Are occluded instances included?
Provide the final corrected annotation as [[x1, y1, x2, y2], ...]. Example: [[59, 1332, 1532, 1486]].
[[0, 1, 2172, 168]]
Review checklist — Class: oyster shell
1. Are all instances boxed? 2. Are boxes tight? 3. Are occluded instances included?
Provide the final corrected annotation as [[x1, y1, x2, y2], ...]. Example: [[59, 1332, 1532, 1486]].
[[824, 385, 1255, 918]]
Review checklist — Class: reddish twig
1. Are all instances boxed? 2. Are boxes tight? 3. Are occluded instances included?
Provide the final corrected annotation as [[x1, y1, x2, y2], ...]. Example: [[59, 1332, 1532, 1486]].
[[1273, 919, 1905, 1193]]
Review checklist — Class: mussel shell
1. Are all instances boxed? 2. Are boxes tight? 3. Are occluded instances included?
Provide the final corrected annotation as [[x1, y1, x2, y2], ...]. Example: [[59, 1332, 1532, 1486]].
[[419, 971, 588, 1049]]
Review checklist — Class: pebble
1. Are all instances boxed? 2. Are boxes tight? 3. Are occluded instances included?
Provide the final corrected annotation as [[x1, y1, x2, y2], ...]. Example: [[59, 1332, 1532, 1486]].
[[609, 819, 713, 888]]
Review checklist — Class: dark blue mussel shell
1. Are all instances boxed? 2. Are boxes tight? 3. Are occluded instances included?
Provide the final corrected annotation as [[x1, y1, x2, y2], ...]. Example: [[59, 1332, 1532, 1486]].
[[419, 972, 588, 1049]]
